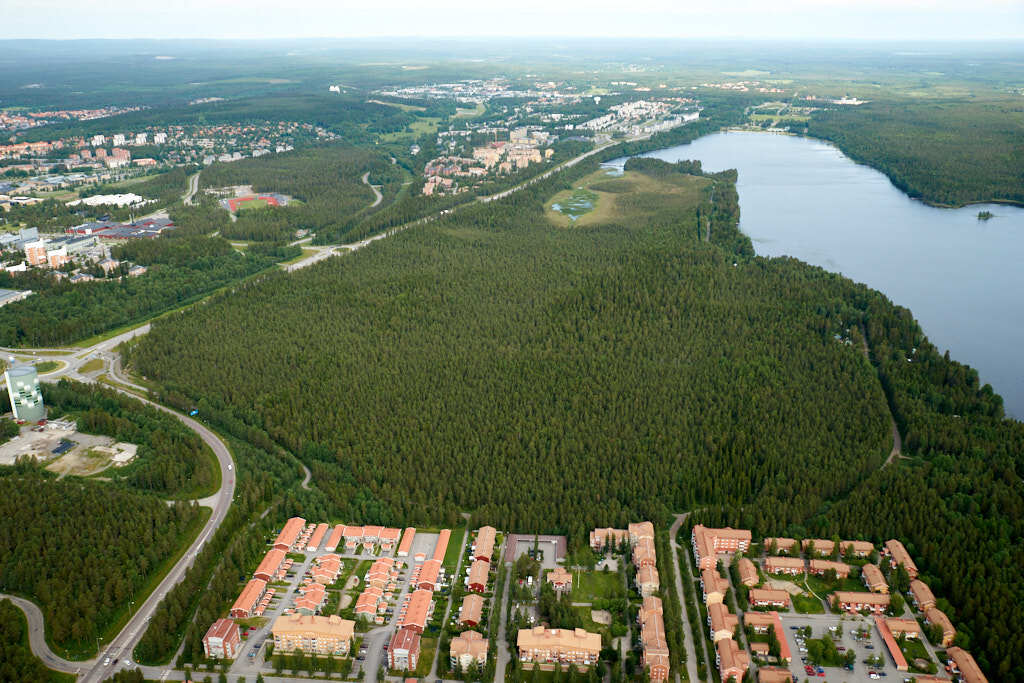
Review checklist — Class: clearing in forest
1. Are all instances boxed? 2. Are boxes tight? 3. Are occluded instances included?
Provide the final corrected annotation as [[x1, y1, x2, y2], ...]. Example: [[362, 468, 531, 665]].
[[545, 167, 710, 228]]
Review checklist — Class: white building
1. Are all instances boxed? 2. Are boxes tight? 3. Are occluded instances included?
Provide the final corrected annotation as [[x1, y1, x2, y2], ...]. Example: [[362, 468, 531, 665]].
[[112, 134, 125, 146], [90, 135, 105, 146], [153, 132, 167, 144], [134, 133, 148, 145]]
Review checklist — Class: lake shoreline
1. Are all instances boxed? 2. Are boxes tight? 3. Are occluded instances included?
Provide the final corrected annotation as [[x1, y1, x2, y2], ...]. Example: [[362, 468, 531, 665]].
[[612, 130, 1024, 419]]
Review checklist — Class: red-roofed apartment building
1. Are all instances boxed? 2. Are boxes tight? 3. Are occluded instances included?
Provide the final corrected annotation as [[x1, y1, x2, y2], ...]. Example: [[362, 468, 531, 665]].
[[467, 559, 490, 593], [388, 627, 421, 671], [254, 549, 287, 582], [203, 618, 240, 660], [474, 526, 497, 562], [274, 517, 306, 551], [231, 579, 268, 618], [397, 527, 416, 557], [691, 525, 752, 571]]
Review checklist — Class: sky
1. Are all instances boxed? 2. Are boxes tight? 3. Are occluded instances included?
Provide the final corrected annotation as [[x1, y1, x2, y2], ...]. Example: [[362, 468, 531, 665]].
[[3, 0, 1022, 41]]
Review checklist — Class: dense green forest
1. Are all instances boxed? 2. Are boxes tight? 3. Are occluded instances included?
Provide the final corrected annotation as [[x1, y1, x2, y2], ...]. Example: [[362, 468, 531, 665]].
[[0, 464, 203, 655], [198, 145, 396, 241], [806, 99, 1024, 207], [43, 380, 217, 498], [131, 157, 892, 537], [0, 600, 71, 683], [0, 235, 290, 347]]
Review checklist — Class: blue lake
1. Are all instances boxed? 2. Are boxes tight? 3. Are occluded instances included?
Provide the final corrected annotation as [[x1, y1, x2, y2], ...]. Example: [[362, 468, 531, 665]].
[[609, 131, 1024, 418]]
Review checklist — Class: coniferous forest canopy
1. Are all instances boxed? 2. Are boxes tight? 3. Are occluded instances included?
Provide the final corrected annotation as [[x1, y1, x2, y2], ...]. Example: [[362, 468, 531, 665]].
[[0, 464, 203, 655]]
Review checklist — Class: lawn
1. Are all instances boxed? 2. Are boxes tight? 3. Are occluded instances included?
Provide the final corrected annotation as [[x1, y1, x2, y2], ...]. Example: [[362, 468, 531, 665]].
[[442, 521, 468, 574], [79, 358, 104, 373], [792, 592, 826, 614], [545, 167, 710, 229], [33, 360, 62, 374], [412, 636, 437, 677], [900, 637, 937, 673], [805, 574, 866, 596], [568, 569, 623, 603], [237, 198, 269, 212]]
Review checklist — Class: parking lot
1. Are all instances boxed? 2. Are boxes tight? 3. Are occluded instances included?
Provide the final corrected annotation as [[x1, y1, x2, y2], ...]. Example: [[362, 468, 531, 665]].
[[776, 612, 933, 682]]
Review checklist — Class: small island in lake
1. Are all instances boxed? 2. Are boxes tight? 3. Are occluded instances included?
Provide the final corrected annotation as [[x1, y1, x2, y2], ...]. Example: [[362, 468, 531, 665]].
[[977, 210, 994, 221]]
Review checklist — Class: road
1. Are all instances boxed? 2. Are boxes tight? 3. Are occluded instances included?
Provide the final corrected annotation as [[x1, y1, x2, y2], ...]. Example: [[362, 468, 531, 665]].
[[1, 327, 236, 683], [492, 568, 512, 683], [362, 171, 383, 208], [183, 171, 200, 205], [670, 513, 707, 683]]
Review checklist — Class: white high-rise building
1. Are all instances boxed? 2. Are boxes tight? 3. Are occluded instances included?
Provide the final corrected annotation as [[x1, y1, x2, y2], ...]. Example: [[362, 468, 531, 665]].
[[5, 365, 45, 422], [153, 132, 167, 144], [90, 134, 105, 146], [134, 133, 148, 145], [112, 134, 125, 146]]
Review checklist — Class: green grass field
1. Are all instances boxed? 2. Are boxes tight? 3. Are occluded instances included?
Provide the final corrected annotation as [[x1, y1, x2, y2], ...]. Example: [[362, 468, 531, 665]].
[[568, 569, 623, 603], [792, 592, 826, 614], [237, 198, 270, 212], [545, 168, 710, 229]]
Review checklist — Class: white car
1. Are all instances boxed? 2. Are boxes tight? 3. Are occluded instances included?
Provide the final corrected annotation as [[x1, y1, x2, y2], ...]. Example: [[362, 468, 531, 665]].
[[103, 657, 111, 666]]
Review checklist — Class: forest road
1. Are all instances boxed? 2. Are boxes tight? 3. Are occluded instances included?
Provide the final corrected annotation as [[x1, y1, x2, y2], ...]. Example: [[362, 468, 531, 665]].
[[362, 171, 383, 207]]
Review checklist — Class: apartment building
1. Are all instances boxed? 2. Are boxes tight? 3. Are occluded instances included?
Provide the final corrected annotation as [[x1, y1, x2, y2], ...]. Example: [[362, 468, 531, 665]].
[[883, 539, 919, 578], [749, 588, 790, 609], [459, 593, 484, 627], [716, 637, 749, 682], [832, 591, 890, 614], [467, 559, 490, 593], [640, 608, 670, 682], [254, 548, 287, 582], [637, 565, 660, 597], [273, 517, 306, 551], [387, 627, 421, 671], [885, 618, 921, 639], [946, 647, 988, 683], [708, 602, 739, 642], [474, 526, 497, 562], [737, 557, 759, 587], [450, 630, 487, 672], [517, 627, 601, 668], [701, 568, 731, 605], [418, 559, 442, 591], [230, 579, 267, 618], [875, 616, 909, 672], [801, 539, 835, 557], [202, 618, 240, 660], [399, 588, 433, 633], [910, 579, 936, 611], [692, 525, 752, 570], [271, 614, 354, 656], [762, 537, 798, 555], [925, 607, 956, 647], [765, 557, 805, 576], [808, 559, 851, 579], [742, 611, 791, 663], [633, 537, 657, 568], [862, 563, 888, 593], [590, 527, 629, 551]]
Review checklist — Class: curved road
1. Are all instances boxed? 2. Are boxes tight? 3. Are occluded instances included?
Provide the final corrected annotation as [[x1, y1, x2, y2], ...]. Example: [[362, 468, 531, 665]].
[[362, 171, 383, 208], [1, 329, 235, 682]]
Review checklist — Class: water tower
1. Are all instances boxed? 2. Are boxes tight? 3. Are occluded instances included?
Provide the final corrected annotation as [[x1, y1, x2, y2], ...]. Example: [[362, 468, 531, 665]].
[[5, 364, 45, 423]]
